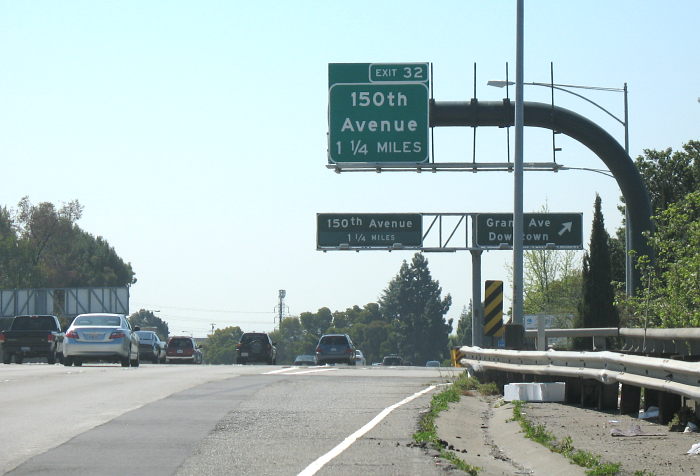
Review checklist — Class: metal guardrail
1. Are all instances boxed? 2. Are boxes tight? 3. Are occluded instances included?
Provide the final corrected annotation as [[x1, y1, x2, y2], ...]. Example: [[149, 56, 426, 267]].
[[458, 346, 700, 401], [524, 327, 700, 356]]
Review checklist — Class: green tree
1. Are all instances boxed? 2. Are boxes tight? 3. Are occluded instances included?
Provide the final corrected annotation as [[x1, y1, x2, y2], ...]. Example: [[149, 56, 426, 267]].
[[379, 253, 452, 365], [1, 197, 135, 288], [449, 303, 473, 348], [523, 248, 581, 316], [623, 191, 700, 327], [349, 318, 393, 365], [202, 326, 243, 364], [0, 206, 37, 288], [299, 307, 333, 342], [579, 195, 618, 332], [270, 317, 307, 364], [633, 140, 700, 215], [128, 309, 169, 340]]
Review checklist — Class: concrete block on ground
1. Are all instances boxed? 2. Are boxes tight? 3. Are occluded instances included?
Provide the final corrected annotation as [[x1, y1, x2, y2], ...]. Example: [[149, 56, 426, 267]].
[[504, 382, 566, 402]]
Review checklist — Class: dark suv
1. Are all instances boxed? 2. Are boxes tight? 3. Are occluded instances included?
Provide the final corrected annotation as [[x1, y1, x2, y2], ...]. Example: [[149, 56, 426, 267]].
[[315, 334, 356, 365], [236, 332, 276, 365]]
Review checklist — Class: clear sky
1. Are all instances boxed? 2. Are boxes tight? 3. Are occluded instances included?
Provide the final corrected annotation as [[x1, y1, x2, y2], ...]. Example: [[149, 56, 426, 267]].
[[1, 1, 698, 337]]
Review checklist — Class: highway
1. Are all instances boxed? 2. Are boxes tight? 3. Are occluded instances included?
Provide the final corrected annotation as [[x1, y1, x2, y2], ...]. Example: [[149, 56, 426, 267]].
[[1, 363, 463, 475]]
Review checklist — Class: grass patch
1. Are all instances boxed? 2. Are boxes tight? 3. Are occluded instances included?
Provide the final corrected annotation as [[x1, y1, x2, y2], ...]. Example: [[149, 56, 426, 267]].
[[511, 401, 621, 476], [412, 373, 486, 475]]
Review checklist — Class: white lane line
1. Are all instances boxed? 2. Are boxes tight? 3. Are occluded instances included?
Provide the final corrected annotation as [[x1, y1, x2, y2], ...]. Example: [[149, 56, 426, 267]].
[[297, 385, 437, 476], [263, 367, 300, 375], [287, 368, 338, 375]]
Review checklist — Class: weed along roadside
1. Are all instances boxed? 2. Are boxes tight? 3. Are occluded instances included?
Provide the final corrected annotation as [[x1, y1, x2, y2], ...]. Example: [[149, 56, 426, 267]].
[[426, 374, 699, 475]]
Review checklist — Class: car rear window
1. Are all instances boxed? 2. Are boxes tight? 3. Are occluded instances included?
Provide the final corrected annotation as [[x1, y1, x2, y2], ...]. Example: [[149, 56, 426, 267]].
[[136, 332, 154, 341], [74, 315, 121, 327], [169, 338, 193, 349], [241, 333, 266, 343], [11, 316, 57, 331], [320, 335, 348, 346]]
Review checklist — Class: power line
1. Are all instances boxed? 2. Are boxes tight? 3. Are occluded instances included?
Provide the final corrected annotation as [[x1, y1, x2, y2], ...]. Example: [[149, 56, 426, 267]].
[[131, 302, 274, 315]]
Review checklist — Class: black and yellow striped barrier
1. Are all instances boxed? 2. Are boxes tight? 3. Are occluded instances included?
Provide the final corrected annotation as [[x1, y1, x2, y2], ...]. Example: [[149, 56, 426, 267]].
[[483, 280, 504, 338]]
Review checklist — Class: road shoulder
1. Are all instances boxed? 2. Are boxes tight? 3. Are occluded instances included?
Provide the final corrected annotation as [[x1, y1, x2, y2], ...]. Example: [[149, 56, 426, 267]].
[[436, 394, 586, 475]]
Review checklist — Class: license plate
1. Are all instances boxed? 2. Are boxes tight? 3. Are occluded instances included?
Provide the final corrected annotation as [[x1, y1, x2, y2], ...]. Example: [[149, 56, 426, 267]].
[[177, 349, 183, 354], [330, 348, 337, 352], [241, 352, 248, 357], [21, 346, 30, 352]]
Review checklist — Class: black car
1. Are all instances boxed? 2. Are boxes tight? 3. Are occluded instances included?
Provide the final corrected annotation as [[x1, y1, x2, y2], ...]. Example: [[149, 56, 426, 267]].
[[236, 332, 276, 365], [135, 330, 163, 364], [315, 334, 356, 365], [382, 354, 404, 366]]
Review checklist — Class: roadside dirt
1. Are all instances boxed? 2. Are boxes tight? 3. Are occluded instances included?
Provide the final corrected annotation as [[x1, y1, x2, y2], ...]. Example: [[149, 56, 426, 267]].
[[436, 394, 700, 475]]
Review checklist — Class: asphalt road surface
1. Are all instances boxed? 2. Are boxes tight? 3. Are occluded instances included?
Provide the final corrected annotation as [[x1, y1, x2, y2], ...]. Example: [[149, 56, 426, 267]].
[[1, 363, 464, 475]]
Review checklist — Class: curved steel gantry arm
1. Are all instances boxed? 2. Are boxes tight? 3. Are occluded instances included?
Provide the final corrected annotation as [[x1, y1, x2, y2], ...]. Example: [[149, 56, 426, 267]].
[[430, 99, 653, 292]]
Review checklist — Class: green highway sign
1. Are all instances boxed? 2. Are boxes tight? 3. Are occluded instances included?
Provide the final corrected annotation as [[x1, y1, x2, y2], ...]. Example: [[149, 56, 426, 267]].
[[317, 213, 422, 249], [475, 213, 583, 249], [328, 63, 429, 164]]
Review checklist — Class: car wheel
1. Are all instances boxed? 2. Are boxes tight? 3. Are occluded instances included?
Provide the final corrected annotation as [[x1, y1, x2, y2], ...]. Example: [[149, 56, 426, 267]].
[[15, 355, 23, 364], [74, 359, 82, 367], [63, 356, 74, 367], [152, 355, 159, 364], [47, 350, 57, 365], [2, 352, 11, 365], [130, 356, 140, 367]]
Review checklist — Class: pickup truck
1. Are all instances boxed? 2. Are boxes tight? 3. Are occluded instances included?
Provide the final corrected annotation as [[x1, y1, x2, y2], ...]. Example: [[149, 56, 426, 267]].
[[0, 315, 64, 364]]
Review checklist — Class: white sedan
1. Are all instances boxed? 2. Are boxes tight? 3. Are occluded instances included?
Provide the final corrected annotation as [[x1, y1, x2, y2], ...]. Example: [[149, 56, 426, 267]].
[[354, 349, 367, 366]]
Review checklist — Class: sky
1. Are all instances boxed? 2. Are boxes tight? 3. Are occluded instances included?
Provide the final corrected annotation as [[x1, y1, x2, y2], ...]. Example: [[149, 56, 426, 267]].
[[1, 1, 698, 337]]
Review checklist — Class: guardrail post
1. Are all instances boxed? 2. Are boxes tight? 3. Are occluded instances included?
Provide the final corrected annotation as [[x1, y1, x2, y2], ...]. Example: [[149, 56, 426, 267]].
[[644, 388, 659, 410], [658, 392, 682, 425], [598, 383, 619, 411], [564, 377, 581, 404], [581, 379, 598, 407], [619, 384, 641, 414]]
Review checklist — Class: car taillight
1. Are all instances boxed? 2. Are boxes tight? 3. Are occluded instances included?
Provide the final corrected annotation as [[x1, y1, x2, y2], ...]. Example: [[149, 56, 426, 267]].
[[47, 333, 55, 342], [109, 331, 126, 339], [66, 330, 79, 339], [346, 348, 354, 354], [315, 347, 321, 353], [236, 343, 241, 349], [0, 332, 5, 343]]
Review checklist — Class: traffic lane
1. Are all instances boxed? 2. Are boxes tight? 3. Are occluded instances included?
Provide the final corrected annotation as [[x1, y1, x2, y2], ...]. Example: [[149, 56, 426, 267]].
[[3, 365, 457, 474], [0, 364, 249, 474], [7, 376, 274, 476], [175, 373, 456, 475]]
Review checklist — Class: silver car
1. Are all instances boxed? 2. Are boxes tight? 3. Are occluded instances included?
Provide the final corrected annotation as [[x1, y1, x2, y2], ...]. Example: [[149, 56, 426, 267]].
[[63, 313, 140, 367]]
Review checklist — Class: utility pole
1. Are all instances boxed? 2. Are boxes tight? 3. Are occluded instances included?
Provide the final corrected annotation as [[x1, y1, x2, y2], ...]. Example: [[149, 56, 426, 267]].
[[276, 289, 287, 325], [512, 0, 525, 327], [210, 323, 215, 335]]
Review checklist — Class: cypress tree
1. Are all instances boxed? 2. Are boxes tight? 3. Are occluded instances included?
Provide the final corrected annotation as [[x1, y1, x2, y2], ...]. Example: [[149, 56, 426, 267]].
[[581, 195, 619, 330]]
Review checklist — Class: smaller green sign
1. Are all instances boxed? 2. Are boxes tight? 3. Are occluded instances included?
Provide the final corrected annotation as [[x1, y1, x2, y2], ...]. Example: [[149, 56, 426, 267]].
[[317, 213, 422, 249], [476, 213, 583, 249], [369, 63, 429, 83]]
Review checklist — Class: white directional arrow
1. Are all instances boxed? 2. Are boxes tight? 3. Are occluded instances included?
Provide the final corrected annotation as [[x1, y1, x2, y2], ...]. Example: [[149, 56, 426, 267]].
[[558, 222, 573, 236]]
